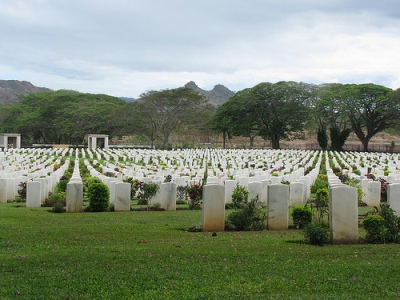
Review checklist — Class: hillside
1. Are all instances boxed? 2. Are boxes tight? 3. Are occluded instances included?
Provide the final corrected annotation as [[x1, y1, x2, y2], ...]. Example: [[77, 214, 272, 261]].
[[0, 80, 51, 105], [184, 81, 235, 105]]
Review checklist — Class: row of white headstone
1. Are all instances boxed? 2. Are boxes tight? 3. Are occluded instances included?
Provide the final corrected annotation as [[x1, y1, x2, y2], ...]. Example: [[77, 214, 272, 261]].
[[62, 150, 362, 243], [2, 147, 400, 244]]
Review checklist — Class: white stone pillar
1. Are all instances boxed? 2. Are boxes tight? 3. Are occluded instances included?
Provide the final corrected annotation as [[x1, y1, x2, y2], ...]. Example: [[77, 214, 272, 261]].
[[16, 136, 21, 148]]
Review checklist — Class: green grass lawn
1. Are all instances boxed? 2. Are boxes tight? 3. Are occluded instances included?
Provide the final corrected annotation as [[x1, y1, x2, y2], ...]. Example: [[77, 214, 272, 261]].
[[1, 203, 399, 299]]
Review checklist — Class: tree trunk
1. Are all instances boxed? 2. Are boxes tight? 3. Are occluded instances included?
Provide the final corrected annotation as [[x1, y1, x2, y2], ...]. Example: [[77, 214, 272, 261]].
[[162, 132, 170, 149], [249, 136, 255, 148], [362, 137, 371, 152], [271, 134, 280, 149], [222, 131, 226, 149]]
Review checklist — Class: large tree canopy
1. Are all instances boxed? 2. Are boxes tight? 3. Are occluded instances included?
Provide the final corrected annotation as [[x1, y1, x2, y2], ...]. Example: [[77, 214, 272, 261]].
[[138, 88, 214, 149], [216, 81, 312, 149], [0, 90, 126, 145], [310, 83, 352, 151], [343, 83, 397, 151], [213, 88, 259, 148]]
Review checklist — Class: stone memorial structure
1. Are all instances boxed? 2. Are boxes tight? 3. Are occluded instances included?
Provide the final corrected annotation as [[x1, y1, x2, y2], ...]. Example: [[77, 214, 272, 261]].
[[0, 133, 21, 149], [87, 134, 109, 150]]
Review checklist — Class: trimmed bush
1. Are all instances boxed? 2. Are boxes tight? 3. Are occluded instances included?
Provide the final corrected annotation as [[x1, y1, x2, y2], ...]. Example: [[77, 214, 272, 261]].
[[87, 177, 110, 212], [52, 202, 66, 213], [43, 192, 66, 207], [363, 215, 385, 243], [303, 222, 330, 246], [291, 205, 312, 229], [225, 196, 267, 231]]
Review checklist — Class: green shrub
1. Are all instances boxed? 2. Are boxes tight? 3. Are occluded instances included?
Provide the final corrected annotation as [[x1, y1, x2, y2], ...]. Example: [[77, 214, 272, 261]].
[[291, 205, 312, 229], [363, 204, 400, 243], [363, 215, 385, 243], [18, 181, 27, 199], [43, 192, 66, 207], [55, 179, 68, 193], [225, 196, 267, 231], [303, 222, 330, 245], [310, 175, 328, 194], [87, 177, 110, 212], [380, 204, 400, 243], [14, 197, 25, 203], [52, 202, 66, 213], [231, 184, 249, 208], [143, 183, 160, 208], [312, 188, 329, 223]]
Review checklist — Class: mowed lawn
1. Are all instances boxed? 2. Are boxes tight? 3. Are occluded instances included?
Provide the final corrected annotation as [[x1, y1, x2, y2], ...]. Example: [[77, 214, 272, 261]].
[[1, 203, 399, 299]]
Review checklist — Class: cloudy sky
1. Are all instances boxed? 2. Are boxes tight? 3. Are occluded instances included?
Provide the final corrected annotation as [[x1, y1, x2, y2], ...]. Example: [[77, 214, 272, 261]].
[[1, 0, 400, 98]]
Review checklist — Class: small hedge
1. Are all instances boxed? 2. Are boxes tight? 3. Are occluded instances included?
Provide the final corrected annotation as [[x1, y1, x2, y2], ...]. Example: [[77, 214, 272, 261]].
[[87, 177, 110, 212]]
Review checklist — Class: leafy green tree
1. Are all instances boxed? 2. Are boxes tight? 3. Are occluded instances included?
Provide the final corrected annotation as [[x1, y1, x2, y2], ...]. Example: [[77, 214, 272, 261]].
[[344, 83, 397, 152], [247, 81, 312, 149], [218, 88, 260, 148], [211, 104, 234, 149], [0, 104, 26, 133], [317, 128, 328, 150], [138, 88, 213, 149], [111, 101, 160, 148], [8, 91, 126, 145], [311, 83, 352, 151]]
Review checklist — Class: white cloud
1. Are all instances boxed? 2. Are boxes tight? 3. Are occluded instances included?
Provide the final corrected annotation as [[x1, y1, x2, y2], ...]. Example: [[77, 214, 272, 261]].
[[1, 0, 400, 97]]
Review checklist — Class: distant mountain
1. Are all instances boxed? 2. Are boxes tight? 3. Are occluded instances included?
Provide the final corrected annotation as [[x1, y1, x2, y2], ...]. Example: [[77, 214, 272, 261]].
[[0, 80, 51, 105], [184, 81, 235, 105], [120, 97, 135, 102]]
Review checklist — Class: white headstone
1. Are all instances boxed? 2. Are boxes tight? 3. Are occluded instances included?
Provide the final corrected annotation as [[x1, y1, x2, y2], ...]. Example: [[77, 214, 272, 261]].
[[329, 186, 359, 244], [202, 184, 225, 232], [66, 182, 83, 213], [114, 182, 131, 212], [26, 181, 41, 208], [289, 182, 305, 206], [268, 184, 289, 230], [387, 183, 400, 217]]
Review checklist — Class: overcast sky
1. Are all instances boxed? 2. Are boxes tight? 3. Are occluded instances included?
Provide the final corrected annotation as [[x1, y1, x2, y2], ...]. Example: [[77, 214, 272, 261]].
[[1, 0, 400, 98]]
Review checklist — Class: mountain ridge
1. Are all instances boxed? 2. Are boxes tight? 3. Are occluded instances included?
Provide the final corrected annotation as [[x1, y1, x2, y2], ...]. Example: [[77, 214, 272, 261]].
[[0, 80, 51, 104], [184, 81, 235, 105], [0, 79, 235, 106]]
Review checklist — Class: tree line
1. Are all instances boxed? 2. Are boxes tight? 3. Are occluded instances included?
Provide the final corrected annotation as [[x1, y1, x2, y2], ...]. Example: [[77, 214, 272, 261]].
[[0, 82, 399, 151], [213, 82, 400, 151]]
